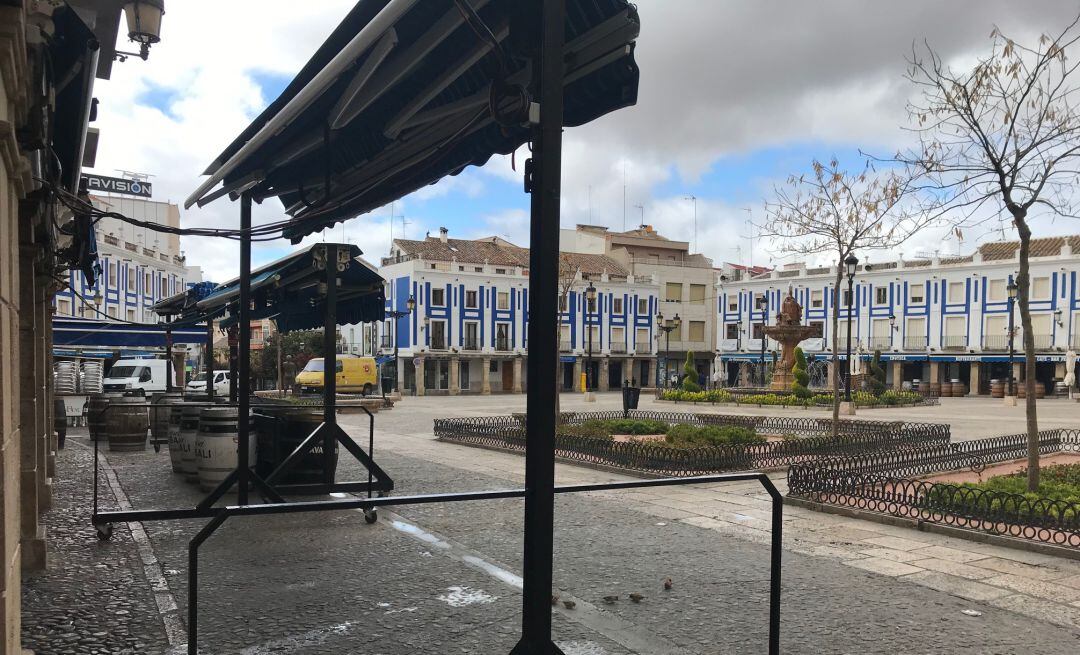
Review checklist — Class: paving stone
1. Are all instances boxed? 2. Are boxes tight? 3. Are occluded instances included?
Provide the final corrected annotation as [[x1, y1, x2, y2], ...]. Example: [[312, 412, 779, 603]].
[[902, 571, 1014, 602], [909, 545, 989, 563], [973, 556, 1070, 581], [858, 547, 926, 563], [861, 535, 935, 552], [982, 574, 1080, 603], [843, 557, 925, 577], [908, 558, 998, 581], [989, 592, 1080, 630]]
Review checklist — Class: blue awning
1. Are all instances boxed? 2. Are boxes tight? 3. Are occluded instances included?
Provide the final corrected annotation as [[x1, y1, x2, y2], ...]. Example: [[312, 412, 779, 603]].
[[53, 318, 208, 348], [375, 355, 395, 366]]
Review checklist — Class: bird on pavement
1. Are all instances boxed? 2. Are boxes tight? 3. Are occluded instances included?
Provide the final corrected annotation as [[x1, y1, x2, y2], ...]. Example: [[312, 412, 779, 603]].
[[602, 595, 618, 604], [551, 594, 559, 606], [629, 593, 644, 603], [563, 600, 576, 609], [663, 578, 673, 591]]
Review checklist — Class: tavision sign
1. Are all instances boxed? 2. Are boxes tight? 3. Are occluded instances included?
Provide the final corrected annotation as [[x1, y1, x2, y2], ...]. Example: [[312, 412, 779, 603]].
[[84, 173, 153, 198]]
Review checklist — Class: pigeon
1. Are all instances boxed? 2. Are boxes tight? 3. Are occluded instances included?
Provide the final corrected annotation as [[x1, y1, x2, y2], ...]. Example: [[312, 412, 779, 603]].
[[663, 578, 673, 591], [562, 600, 576, 609], [551, 594, 559, 606], [629, 593, 644, 603], [602, 595, 619, 604]]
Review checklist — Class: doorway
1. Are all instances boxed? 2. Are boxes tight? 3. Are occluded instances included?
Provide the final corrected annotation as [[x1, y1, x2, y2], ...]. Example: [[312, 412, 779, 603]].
[[501, 361, 514, 391], [610, 361, 623, 389]]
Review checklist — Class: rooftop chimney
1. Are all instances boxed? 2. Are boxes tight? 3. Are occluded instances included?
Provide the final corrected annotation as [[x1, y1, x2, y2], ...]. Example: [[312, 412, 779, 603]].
[[439, 227, 448, 243]]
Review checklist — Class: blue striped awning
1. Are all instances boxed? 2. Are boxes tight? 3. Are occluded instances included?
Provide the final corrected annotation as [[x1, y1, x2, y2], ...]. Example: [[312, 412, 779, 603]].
[[53, 318, 207, 347]]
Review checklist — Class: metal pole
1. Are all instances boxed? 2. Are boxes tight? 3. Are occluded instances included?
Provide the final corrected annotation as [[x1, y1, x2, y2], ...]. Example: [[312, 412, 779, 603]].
[[665, 329, 671, 389], [513, 0, 564, 650], [393, 316, 401, 393], [277, 320, 283, 398], [237, 192, 252, 505], [205, 319, 215, 401], [165, 326, 174, 391], [323, 244, 338, 484], [845, 276, 854, 403], [1008, 295, 1015, 397], [587, 309, 593, 392]]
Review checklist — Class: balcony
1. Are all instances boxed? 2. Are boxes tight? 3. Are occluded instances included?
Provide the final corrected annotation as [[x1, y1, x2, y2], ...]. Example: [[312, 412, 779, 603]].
[[632, 344, 653, 355], [609, 343, 627, 354], [462, 338, 480, 351], [982, 335, 1008, 351], [559, 340, 573, 353], [496, 337, 512, 352], [941, 336, 967, 351], [718, 338, 740, 351], [903, 336, 927, 350], [1032, 334, 1052, 350], [866, 336, 892, 351]]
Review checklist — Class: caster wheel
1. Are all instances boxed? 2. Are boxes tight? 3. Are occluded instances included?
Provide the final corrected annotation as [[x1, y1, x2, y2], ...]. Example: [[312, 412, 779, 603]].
[[363, 508, 378, 524], [95, 523, 114, 541], [377, 490, 390, 498], [153, 443, 161, 453]]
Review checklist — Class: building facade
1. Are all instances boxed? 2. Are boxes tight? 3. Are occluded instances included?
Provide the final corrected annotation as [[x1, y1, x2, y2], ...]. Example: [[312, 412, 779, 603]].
[[562, 225, 717, 385], [717, 236, 1080, 394], [378, 230, 659, 394]]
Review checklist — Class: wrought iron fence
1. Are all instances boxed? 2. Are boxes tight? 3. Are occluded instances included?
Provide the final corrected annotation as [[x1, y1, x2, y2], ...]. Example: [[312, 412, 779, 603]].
[[787, 428, 1080, 548], [434, 411, 951, 476]]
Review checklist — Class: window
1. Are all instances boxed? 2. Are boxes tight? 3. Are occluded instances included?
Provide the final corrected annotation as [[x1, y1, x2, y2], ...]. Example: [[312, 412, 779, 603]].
[[560, 325, 572, 344], [727, 294, 738, 312], [495, 268, 507, 275], [871, 318, 891, 338], [948, 281, 965, 303], [810, 290, 823, 308], [459, 266, 465, 272], [128, 267, 135, 291], [809, 321, 824, 337], [689, 284, 706, 304], [460, 361, 471, 390], [57, 299, 70, 315], [665, 282, 682, 302], [906, 317, 926, 337], [464, 322, 479, 348], [1032, 276, 1051, 299], [145, 271, 152, 292], [465, 290, 478, 309], [431, 288, 445, 306], [474, 267, 483, 273], [665, 321, 682, 341], [875, 287, 888, 305], [987, 278, 1006, 301], [430, 320, 447, 349], [109, 262, 116, 283], [611, 326, 625, 346], [842, 289, 852, 306], [909, 284, 924, 304], [1031, 313, 1052, 336], [945, 315, 966, 337], [126, 308, 136, 322], [637, 298, 649, 314], [688, 320, 705, 342], [587, 296, 596, 312], [559, 295, 568, 312], [635, 328, 650, 350], [725, 323, 739, 339], [612, 297, 623, 314], [429, 264, 437, 270], [497, 292, 510, 310], [108, 306, 117, 319], [752, 322, 764, 340]]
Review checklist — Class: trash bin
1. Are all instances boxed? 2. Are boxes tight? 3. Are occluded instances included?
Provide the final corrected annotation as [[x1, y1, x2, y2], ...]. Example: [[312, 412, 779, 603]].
[[622, 386, 641, 415], [382, 376, 393, 395], [255, 406, 337, 486]]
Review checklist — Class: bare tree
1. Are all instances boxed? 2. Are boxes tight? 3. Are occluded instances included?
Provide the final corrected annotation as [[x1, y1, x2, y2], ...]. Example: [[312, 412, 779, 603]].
[[554, 255, 581, 420], [897, 17, 1080, 490], [761, 159, 931, 437]]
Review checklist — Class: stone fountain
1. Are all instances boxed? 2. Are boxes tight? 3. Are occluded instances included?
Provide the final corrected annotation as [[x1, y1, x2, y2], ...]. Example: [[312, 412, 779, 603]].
[[762, 289, 820, 391]]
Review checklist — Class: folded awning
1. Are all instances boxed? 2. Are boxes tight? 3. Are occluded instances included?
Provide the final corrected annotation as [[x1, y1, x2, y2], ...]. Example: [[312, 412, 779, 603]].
[[53, 318, 208, 348], [185, 0, 640, 242]]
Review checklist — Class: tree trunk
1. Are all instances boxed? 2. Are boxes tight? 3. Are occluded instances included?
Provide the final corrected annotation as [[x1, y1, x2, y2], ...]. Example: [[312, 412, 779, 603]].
[[831, 267, 843, 439], [1014, 212, 1040, 491]]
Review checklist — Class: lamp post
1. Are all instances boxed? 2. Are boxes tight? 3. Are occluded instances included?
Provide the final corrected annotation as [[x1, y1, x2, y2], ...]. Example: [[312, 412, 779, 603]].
[[656, 312, 680, 388], [385, 294, 416, 394], [756, 294, 768, 387], [586, 283, 596, 392], [1007, 280, 1018, 398], [117, 0, 166, 61], [844, 254, 859, 403]]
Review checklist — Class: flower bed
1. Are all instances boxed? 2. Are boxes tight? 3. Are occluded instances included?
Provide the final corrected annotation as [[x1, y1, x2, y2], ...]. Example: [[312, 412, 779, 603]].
[[658, 388, 932, 408]]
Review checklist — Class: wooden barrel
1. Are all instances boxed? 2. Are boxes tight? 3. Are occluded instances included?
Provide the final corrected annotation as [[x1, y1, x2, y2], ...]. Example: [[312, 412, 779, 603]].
[[106, 396, 149, 452], [150, 391, 184, 448], [178, 402, 204, 481], [917, 381, 929, 396], [940, 382, 953, 397], [88, 392, 122, 441], [196, 407, 257, 492], [255, 407, 335, 485], [1018, 382, 1046, 399], [953, 381, 968, 397], [53, 397, 67, 450], [990, 379, 1005, 398], [928, 382, 941, 398]]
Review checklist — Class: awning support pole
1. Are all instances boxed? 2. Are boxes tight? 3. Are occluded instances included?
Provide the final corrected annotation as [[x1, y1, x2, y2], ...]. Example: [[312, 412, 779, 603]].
[[205, 319, 215, 401], [165, 325, 174, 391], [237, 192, 252, 505], [323, 243, 338, 484], [512, 0, 565, 652]]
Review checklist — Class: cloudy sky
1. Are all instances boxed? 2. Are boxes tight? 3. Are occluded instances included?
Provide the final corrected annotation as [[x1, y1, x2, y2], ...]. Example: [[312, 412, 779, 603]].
[[89, 0, 1080, 283]]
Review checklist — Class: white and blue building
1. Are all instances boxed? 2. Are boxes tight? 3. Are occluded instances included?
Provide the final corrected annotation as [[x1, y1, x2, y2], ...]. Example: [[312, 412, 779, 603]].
[[717, 236, 1080, 394], [378, 229, 660, 394]]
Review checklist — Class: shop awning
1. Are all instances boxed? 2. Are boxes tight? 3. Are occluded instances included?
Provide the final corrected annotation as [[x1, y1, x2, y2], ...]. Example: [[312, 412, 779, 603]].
[[53, 318, 207, 348], [196, 243, 386, 333], [184, 0, 640, 242]]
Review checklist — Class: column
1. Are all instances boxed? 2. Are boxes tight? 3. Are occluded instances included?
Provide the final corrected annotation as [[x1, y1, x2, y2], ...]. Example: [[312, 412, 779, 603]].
[[481, 357, 491, 395], [891, 360, 902, 390], [969, 363, 980, 396], [599, 358, 610, 391], [929, 361, 940, 386], [572, 359, 583, 392], [18, 246, 45, 571], [449, 356, 460, 396], [513, 357, 523, 393], [415, 358, 426, 397], [396, 357, 405, 394], [1012, 361, 1023, 388]]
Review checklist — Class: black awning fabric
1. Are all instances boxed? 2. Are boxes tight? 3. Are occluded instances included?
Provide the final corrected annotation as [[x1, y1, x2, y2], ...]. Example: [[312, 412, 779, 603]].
[[186, 0, 640, 242], [195, 244, 385, 334]]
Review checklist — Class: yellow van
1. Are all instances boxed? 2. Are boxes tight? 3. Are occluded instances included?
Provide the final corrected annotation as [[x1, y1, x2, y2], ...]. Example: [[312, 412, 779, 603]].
[[296, 356, 379, 395]]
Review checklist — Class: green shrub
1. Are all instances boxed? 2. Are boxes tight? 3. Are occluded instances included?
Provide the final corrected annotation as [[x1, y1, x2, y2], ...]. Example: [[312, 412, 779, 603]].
[[560, 419, 614, 439], [924, 463, 1080, 526], [868, 350, 887, 395], [792, 347, 811, 398], [681, 351, 700, 391], [607, 418, 670, 435], [665, 423, 764, 447], [659, 389, 732, 403]]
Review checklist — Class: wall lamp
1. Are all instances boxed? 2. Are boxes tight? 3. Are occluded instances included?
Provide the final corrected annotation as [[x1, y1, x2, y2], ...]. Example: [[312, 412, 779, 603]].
[[116, 0, 165, 62]]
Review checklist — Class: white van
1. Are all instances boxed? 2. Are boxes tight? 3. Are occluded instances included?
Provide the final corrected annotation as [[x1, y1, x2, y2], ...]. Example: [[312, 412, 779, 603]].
[[102, 359, 172, 394], [185, 370, 231, 395]]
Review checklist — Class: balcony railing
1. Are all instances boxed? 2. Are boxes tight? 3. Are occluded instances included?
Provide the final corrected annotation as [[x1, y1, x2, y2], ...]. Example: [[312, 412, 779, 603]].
[[609, 343, 627, 354], [430, 337, 447, 351], [380, 253, 419, 266], [1032, 334, 1052, 349], [941, 336, 967, 351], [866, 336, 892, 350], [903, 336, 927, 350], [982, 335, 1008, 351], [462, 338, 480, 351], [633, 344, 652, 355], [559, 340, 573, 353], [496, 337, 512, 352]]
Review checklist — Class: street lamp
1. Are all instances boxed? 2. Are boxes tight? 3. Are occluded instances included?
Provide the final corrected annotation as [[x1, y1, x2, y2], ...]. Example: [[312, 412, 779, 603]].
[[586, 282, 597, 392], [656, 312, 680, 388], [117, 0, 166, 61], [384, 294, 416, 394], [844, 254, 859, 403], [756, 294, 769, 387], [1007, 279, 1018, 397]]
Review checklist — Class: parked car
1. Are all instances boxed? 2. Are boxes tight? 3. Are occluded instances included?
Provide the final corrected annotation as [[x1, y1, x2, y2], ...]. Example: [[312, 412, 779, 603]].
[[185, 370, 231, 395], [296, 355, 378, 395], [102, 358, 172, 394]]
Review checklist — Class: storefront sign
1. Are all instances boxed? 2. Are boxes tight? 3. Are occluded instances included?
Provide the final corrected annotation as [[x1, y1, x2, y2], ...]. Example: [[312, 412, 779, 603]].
[[84, 173, 153, 198]]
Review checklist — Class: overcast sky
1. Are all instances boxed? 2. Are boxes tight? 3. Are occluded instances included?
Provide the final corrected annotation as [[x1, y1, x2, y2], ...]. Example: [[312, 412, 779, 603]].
[[89, 0, 1080, 283]]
